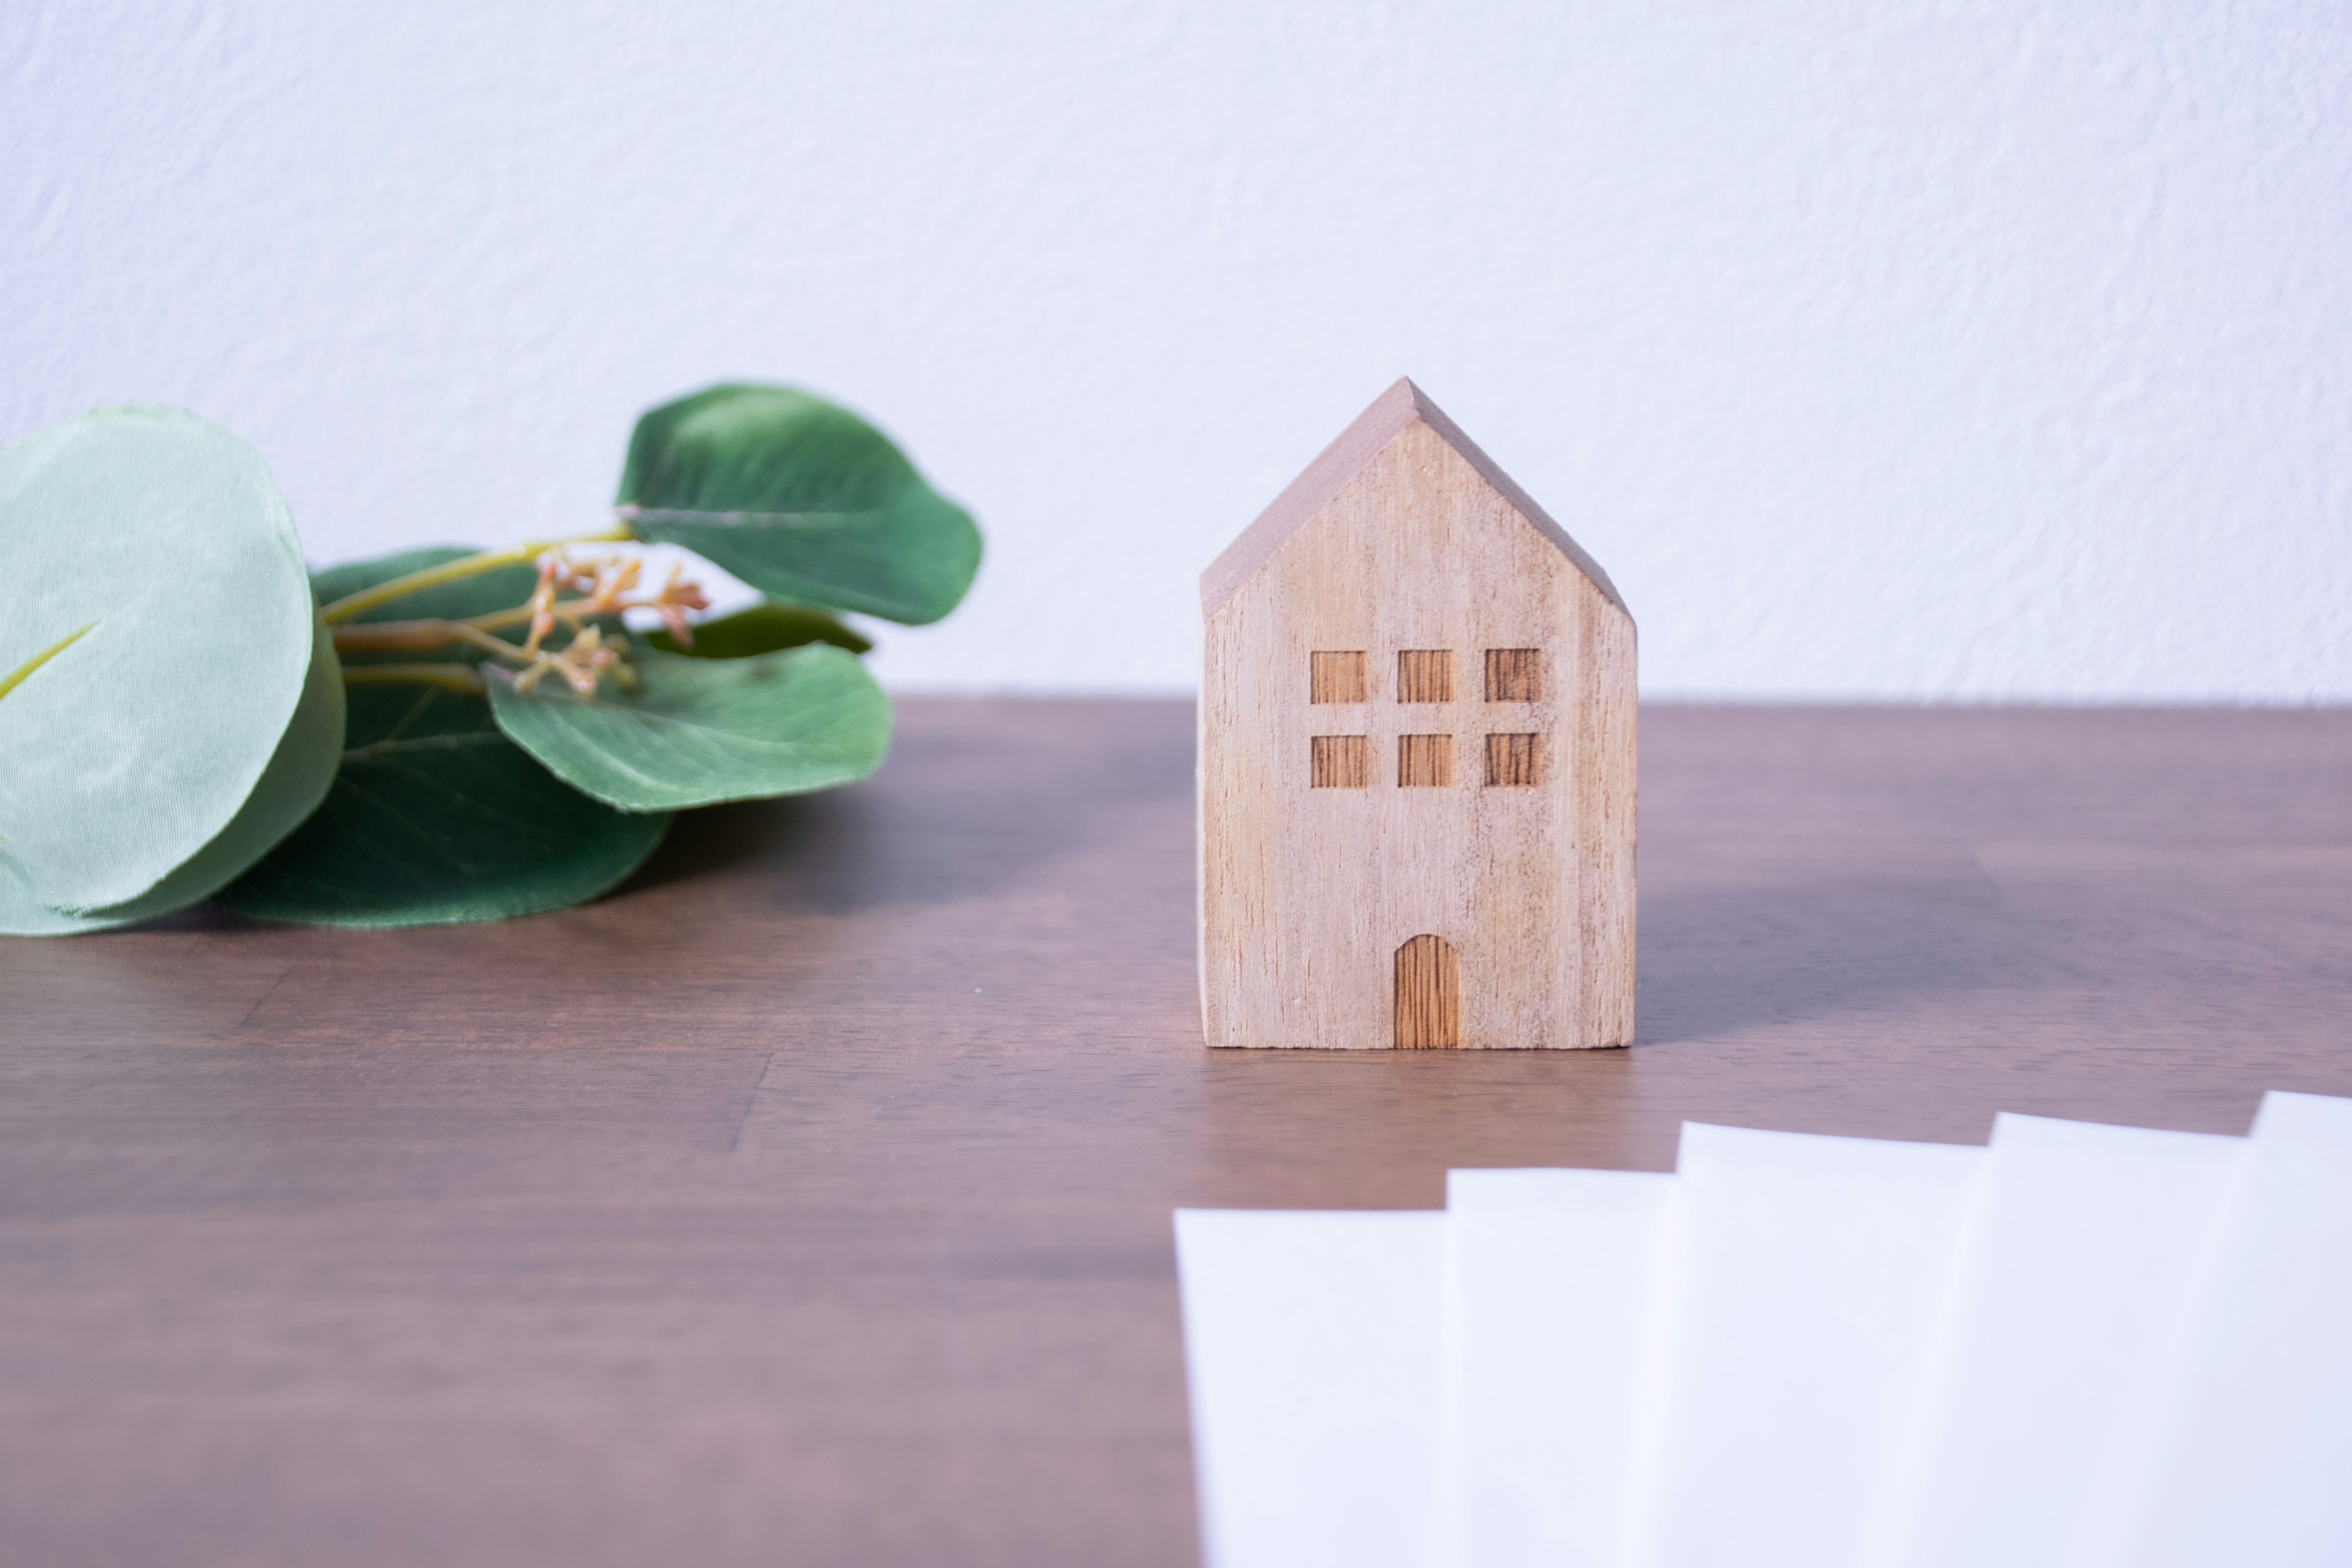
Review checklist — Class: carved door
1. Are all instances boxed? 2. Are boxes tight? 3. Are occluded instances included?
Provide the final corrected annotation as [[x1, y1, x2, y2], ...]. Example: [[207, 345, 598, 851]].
[[1394, 935, 1461, 1049]]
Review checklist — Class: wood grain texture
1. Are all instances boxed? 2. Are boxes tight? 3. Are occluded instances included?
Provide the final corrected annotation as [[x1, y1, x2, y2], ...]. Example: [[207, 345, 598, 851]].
[[1485, 732, 1541, 787], [1398, 649, 1455, 704], [1311, 733, 1370, 789], [1398, 733, 1456, 788], [1485, 649, 1542, 703], [2, 698, 2350, 1568], [1394, 935, 1462, 1049], [1308, 650, 1367, 705], [1200, 385, 1637, 1050]]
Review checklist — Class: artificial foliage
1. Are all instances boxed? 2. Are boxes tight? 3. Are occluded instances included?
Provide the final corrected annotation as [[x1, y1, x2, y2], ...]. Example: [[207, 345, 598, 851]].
[[0, 385, 979, 933]]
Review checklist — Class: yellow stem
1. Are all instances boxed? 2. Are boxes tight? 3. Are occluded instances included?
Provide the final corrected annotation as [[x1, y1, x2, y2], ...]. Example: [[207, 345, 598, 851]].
[[0, 622, 98, 706], [340, 664, 488, 697], [317, 522, 635, 624]]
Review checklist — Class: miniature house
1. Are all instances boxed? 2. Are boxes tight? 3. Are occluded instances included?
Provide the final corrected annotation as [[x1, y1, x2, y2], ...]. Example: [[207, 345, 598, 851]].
[[1199, 379, 1635, 1050]]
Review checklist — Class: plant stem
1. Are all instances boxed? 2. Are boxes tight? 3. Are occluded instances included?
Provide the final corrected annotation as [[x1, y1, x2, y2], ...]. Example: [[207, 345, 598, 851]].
[[317, 523, 635, 625], [329, 597, 613, 655], [333, 620, 532, 663], [341, 664, 488, 697]]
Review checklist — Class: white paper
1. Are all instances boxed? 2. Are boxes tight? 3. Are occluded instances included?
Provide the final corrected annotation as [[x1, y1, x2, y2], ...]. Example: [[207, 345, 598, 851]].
[[2082, 1091, 2352, 1567], [1175, 1208, 1447, 1568], [2251, 1087, 2352, 1146], [1438, 1168, 1676, 1568], [1864, 1115, 2245, 1568], [1626, 1123, 1985, 1568]]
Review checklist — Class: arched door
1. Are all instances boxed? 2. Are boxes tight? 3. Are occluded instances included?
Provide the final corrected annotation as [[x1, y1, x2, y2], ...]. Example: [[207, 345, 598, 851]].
[[1393, 935, 1461, 1049]]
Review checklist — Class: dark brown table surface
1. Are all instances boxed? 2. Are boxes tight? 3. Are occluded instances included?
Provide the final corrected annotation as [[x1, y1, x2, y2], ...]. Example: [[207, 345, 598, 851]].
[[4, 699, 2348, 1567]]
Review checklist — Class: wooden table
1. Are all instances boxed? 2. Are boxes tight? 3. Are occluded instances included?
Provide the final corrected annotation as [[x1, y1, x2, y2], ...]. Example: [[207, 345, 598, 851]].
[[4, 700, 2348, 1567]]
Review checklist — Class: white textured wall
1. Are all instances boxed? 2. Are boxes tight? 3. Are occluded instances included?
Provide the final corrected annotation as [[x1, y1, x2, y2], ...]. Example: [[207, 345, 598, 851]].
[[7, 1, 2349, 700]]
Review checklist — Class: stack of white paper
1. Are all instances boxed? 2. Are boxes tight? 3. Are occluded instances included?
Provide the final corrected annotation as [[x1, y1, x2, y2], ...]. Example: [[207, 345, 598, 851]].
[[1174, 1091, 2352, 1568]]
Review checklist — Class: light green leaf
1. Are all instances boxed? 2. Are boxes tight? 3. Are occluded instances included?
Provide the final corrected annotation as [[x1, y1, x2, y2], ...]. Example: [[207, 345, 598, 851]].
[[646, 599, 873, 658], [74, 613, 345, 925], [2, 612, 344, 937], [488, 643, 891, 812], [216, 549, 671, 927], [0, 405, 338, 917], [617, 385, 981, 625], [1, 855, 137, 935]]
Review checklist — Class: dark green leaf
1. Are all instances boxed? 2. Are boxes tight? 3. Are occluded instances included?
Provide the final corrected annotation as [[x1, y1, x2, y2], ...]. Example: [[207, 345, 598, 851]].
[[216, 547, 670, 928], [647, 600, 872, 658], [216, 683, 669, 928], [488, 643, 890, 812], [617, 385, 981, 625]]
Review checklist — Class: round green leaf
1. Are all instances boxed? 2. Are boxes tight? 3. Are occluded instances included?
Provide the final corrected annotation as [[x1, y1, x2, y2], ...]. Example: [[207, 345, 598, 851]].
[[216, 549, 671, 928], [646, 600, 873, 659], [1, 856, 136, 936], [75, 613, 345, 924], [0, 405, 336, 914], [616, 385, 981, 625], [1, 613, 344, 937], [487, 643, 892, 812]]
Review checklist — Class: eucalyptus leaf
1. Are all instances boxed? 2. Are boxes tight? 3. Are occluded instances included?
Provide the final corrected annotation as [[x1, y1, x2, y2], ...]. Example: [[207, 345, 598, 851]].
[[647, 600, 872, 658], [617, 385, 981, 625], [217, 685, 670, 928], [216, 549, 671, 927], [74, 614, 345, 925], [488, 643, 891, 812], [0, 405, 337, 916], [1, 857, 137, 935], [3, 621, 345, 932]]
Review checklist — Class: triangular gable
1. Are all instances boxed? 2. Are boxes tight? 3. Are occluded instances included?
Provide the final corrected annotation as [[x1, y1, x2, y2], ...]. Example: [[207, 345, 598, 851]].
[[1199, 377, 1627, 618]]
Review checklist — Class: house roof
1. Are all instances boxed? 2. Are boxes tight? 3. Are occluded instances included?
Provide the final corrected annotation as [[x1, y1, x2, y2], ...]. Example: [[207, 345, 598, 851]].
[[1198, 377, 1627, 619]]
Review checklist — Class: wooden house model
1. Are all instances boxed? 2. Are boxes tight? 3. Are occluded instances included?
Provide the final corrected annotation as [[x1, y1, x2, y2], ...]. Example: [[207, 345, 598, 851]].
[[1199, 379, 1635, 1049]]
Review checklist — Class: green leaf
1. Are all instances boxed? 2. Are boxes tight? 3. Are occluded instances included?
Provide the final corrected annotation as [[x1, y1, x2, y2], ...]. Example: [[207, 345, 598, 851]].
[[214, 548, 672, 928], [2, 614, 345, 937], [646, 600, 872, 658], [217, 685, 670, 929], [0, 405, 341, 918], [617, 385, 981, 625], [487, 643, 891, 812], [0, 855, 137, 935], [75, 613, 347, 925]]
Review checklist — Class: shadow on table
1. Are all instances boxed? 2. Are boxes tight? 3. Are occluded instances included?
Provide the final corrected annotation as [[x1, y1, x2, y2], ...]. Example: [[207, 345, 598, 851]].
[[616, 699, 1197, 914], [1634, 865, 2062, 1046]]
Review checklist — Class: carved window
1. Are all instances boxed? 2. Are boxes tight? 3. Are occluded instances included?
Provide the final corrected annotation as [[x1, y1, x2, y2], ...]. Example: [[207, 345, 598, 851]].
[[1485, 733, 1541, 787], [1310, 734, 1370, 788], [1398, 734, 1455, 788], [1310, 650, 1368, 704], [1396, 650, 1453, 704], [1485, 649, 1542, 702]]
